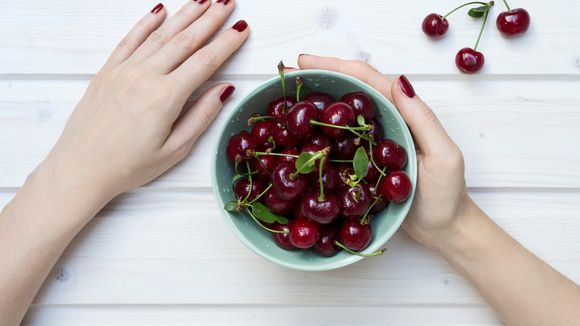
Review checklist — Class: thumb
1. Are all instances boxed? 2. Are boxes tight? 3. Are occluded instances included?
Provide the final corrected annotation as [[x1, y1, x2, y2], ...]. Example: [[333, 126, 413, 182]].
[[391, 75, 455, 156]]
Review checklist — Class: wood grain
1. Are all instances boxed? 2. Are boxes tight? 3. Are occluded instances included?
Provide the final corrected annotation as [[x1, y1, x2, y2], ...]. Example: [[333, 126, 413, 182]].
[[1, 79, 579, 189], [1, 189, 577, 305], [0, 0, 579, 75], [23, 305, 502, 325]]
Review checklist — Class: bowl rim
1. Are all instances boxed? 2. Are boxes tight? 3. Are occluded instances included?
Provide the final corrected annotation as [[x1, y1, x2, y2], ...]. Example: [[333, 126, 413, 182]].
[[211, 69, 417, 272]]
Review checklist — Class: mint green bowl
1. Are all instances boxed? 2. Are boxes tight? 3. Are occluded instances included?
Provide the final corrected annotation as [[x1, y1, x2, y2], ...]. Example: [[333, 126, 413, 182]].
[[211, 70, 417, 271]]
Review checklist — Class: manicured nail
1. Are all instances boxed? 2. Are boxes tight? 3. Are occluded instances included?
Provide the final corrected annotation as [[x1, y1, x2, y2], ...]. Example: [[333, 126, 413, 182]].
[[232, 20, 248, 32], [151, 3, 164, 13], [217, 0, 231, 4], [220, 85, 236, 102], [194, 0, 207, 4], [398, 75, 416, 98]]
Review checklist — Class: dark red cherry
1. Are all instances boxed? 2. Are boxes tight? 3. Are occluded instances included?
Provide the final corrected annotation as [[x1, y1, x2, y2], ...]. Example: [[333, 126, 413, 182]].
[[339, 184, 372, 219], [332, 135, 359, 160], [496, 8, 530, 38], [251, 156, 278, 180], [319, 102, 356, 138], [226, 132, 258, 163], [305, 92, 335, 110], [233, 177, 266, 202], [364, 155, 380, 183], [286, 101, 319, 139], [272, 223, 297, 250], [422, 13, 449, 39], [313, 225, 341, 257], [271, 162, 308, 201], [369, 185, 388, 212], [455, 48, 485, 74], [267, 97, 296, 122], [288, 217, 321, 249], [308, 164, 337, 192], [377, 171, 412, 203], [272, 123, 299, 148], [251, 121, 275, 150], [299, 192, 340, 225], [263, 189, 296, 216], [279, 147, 300, 165], [306, 133, 332, 152], [367, 119, 385, 141], [335, 164, 355, 191], [339, 220, 372, 251], [340, 92, 376, 120], [373, 139, 407, 171]]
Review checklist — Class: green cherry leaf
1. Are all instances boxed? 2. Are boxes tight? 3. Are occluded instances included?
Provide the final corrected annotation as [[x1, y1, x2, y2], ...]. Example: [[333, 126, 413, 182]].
[[252, 202, 288, 224], [353, 147, 369, 180], [295, 152, 316, 174], [357, 115, 366, 127], [225, 200, 239, 212], [468, 5, 488, 18]]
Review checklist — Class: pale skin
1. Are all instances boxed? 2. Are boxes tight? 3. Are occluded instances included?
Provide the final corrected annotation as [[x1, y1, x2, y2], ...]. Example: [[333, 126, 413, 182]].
[[0, 3, 579, 326]]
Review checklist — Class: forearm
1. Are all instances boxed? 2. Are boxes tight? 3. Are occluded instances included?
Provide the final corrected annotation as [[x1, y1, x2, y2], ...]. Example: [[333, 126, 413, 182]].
[[435, 197, 580, 326], [0, 164, 110, 325]]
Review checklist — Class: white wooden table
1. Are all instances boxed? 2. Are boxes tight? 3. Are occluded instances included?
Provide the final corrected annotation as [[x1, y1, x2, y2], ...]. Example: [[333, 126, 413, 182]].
[[1, 0, 579, 324]]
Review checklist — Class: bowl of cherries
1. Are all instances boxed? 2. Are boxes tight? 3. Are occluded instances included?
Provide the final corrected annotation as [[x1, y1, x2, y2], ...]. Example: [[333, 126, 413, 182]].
[[212, 64, 417, 271]]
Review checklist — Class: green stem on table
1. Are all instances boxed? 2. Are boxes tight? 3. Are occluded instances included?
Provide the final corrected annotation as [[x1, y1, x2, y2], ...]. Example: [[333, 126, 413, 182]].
[[334, 241, 386, 257], [443, 1, 490, 19], [474, 5, 492, 51], [500, 0, 511, 10]]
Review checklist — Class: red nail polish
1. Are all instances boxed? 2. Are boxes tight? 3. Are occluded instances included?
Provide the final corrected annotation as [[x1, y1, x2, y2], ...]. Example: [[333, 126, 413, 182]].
[[151, 3, 164, 14], [217, 0, 231, 4], [220, 86, 236, 102], [398, 75, 416, 98], [232, 20, 248, 32], [194, 0, 207, 4]]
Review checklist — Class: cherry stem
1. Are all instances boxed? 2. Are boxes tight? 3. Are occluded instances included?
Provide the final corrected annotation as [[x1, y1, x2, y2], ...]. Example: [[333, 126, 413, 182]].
[[374, 167, 388, 189], [248, 183, 272, 205], [296, 77, 304, 102], [248, 115, 273, 125], [254, 151, 299, 159], [241, 161, 253, 203], [474, 3, 493, 51], [289, 149, 328, 179], [501, 0, 510, 10], [318, 156, 326, 202], [245, 207, 287, 234], [278, 61, 288, 111], [334, 241, 386, 257], [309, 120, 371, 131], [360, 196, 381, 225], [368, 141, 386, 177], [330, 159, 353, 163], [443, 1, 490, 19]]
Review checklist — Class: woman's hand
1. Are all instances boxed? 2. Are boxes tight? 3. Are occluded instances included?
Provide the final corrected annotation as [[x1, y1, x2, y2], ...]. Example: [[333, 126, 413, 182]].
[[297, 54, 470, 250], [40, 1, 248, 201]]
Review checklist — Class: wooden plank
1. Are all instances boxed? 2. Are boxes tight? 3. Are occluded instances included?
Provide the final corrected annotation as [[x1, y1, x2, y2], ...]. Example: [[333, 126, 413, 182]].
[[0, 0, 579, 75], [23, 305, 503, 325], [1, 79, 580, 188], [1, 188, 578, 305]]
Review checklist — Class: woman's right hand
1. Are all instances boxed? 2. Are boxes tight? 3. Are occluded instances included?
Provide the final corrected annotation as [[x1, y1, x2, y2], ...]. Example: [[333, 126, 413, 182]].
[[37, 1, 249, 203], [298, 54, 471, 250]]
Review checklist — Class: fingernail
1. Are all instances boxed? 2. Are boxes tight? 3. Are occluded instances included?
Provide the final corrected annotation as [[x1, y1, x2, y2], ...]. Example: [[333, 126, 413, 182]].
[[220, 85, 236, 102], [151, 3, 164, 14], [217, 0, 231, 4], [232, 20, 248, 32], [398, 75, 416, 98], [194, 0, 207, 4]]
